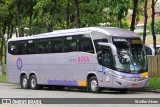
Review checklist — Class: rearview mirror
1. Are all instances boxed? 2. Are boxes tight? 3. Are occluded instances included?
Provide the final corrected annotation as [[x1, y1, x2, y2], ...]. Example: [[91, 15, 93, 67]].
[[144, 44, 155, 56], [98, 42, 117, 56]]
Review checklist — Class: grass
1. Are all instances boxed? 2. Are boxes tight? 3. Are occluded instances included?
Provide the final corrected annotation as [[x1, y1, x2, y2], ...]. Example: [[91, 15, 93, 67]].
[[147, 77, 160, 90], [0, 74, 7, 83]]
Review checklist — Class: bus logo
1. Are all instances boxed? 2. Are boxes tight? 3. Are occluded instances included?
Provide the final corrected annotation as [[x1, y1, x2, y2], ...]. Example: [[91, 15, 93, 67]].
[[78, 56, 89, 63], [17, 56, 23, 70]]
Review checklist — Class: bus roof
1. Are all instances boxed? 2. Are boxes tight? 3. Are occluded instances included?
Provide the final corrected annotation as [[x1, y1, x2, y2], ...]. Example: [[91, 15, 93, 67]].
[[8, 27, 137, 41]]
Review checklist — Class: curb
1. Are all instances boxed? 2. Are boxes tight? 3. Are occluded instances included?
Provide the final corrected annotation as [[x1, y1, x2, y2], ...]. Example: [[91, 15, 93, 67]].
[[143, 89, 160, 93], [132, 88, 160, 93], [155, 89, 160, 93]]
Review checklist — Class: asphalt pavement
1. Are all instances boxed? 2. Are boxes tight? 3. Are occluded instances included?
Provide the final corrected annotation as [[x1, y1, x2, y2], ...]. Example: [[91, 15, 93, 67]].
[[0, 83, 159, 107]]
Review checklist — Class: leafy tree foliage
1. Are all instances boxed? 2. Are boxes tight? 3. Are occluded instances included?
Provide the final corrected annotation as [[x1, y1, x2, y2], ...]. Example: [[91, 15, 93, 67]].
[[147, 19, 160, 34], [105, 0, 131, 28], [0, 0, 141, 35], [80, 0, 105, 27]]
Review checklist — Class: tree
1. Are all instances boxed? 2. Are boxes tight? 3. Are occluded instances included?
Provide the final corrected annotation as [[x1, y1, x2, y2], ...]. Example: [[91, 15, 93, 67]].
[[25, 0, 37, 35], [33, 0, 68, 31], [130, 0, 139, 31], [143, 0, 148, 44], [34, 0, 55, 32], [66, 0, 70, 28], [0, 0, 15, 67], [80, 0, 105, 27], [147, 19, 160, 34], [151, 0, 158, 55], [14, 0, 24, 37], [105, 0, 131, 28], [73, 0, 81, 28]]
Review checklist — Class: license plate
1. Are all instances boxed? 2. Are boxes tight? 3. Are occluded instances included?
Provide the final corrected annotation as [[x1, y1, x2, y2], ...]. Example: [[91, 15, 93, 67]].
[[131, 84, 139, 88]]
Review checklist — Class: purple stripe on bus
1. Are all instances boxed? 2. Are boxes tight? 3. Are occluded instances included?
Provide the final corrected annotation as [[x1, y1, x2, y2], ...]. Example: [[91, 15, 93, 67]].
[[47, 80, 77, 86], [116, 72, 141, 78]]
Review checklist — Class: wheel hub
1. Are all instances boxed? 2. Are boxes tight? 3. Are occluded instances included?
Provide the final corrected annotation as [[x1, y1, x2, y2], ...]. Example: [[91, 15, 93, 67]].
[[23, 78, 28, 88], [31, 78, 36, 88], [91, 80, 98, 91]]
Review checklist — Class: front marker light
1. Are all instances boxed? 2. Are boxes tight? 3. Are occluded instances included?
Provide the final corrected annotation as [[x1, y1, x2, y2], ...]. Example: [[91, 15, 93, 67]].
[[144, 76, 148, 79]]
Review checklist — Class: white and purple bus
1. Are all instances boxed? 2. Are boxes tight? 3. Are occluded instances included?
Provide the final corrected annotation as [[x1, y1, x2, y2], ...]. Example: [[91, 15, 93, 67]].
[[6, 27, 148, 93]]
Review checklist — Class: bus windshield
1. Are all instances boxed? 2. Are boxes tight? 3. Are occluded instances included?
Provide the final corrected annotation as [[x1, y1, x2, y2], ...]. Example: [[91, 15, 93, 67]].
[[113, 38, 147, 73]]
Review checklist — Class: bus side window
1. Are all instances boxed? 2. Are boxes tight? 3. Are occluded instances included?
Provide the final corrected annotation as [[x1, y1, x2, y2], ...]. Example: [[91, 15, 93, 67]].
[[64, 36, 77, 52], [98, 47, 113, 68], [8, 41, 17, 55], [50, 37, 63, 53], [17, 41, 26, 55], [26, 40, 37, 54], [77, 34, 94, 54], [91, 31, 108, 53], [37, 40, 49, 54]]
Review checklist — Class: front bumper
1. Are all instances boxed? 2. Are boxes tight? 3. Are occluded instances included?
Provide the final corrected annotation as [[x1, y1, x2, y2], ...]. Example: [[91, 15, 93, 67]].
[[112, 76, 149, 89]]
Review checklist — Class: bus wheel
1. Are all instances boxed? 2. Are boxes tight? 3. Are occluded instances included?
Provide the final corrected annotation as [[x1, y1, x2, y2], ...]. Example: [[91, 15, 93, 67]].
[[20, 75, 30, 89], [30, 75, 39, 90], [88, 76, 100, 93]]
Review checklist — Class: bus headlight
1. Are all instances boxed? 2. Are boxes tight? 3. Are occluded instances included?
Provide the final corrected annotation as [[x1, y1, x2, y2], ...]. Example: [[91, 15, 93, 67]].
[[144, 76, 148, 79], [112, 73, 124, 79], [108, 71, 125, 79], [116, 75, 125, 79]]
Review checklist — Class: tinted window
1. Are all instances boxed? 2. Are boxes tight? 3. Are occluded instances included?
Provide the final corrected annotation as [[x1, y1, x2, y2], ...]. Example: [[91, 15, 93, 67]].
[[17, 41, 26, 55], [37, 40, 49, 54], [102, 48, 112, 68], [8, 34, 95, 55], [8, 41, 17, 55], [50, 37, 63, 53], [77, 34, 94, 54], [26, 40, 36, 54], [64, 36, 77, 52], [91, 32, 108, 52], [97, 47, 113, 68]]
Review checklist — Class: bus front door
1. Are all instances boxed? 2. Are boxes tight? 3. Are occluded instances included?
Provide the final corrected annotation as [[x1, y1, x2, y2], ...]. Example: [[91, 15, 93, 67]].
[[98, 46, 113, 87]]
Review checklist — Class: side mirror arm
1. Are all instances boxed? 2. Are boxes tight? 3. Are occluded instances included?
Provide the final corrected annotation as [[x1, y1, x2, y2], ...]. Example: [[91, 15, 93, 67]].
[[98, 42, 117, 56]]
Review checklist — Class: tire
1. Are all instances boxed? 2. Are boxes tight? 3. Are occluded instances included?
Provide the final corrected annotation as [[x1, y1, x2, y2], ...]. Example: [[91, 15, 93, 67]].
[[30, 75, 39, 90], [20, 75, 30, 89], [88, 76, 100, 93]]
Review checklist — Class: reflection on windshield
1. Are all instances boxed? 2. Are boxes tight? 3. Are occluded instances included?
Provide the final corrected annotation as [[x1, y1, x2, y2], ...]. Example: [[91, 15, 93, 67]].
[[113, 41, 147, 73], [119, 48, 131, 64]]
